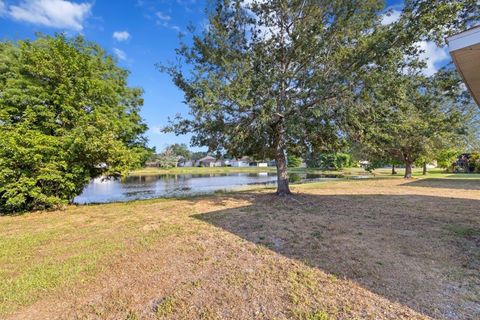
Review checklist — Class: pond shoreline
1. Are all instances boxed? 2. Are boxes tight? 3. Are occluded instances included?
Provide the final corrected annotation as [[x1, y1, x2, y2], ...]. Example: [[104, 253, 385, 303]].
[[74, 172, 345, 205]]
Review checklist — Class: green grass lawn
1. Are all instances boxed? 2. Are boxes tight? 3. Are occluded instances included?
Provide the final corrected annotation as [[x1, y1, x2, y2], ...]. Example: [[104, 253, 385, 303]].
[[1, 173, 479, 319]]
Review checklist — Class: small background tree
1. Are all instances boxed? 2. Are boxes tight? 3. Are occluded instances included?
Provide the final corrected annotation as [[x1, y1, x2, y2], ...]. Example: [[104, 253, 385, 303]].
[[358, 66, 476, 178], [436, 149, 462, 172], [169, 143, 192, 159]]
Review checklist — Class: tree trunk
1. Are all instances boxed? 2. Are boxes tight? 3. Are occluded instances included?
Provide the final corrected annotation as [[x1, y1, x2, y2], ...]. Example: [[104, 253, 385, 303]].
[[404, 161, 413, 178], [423, 162, 427, 175], [391, 164, 397, 175], [274, 123, 291, 196], [275, 151, 291, 196]]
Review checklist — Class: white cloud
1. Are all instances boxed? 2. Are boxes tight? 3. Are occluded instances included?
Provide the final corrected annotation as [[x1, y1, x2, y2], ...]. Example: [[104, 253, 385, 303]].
[[0, 1, 6, 15], [416, 41, 450, 76], [156, 19, 182, 33], [154, 11, 182, 33], [113, 31, 130, 41], [6, 0, 92, 31], [156, 11, 170, 21], [150, 126, 163, 134], [113, 48, 127, 60], [381, 9, 401, 26]]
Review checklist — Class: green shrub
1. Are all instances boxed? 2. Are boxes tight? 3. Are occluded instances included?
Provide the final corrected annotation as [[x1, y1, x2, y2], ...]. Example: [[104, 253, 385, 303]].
[[288, 155, 302, 168], [468, 153, 480, 173], [436, 149, 461, 171], [306, 153, 352, 170], [0, 35, 150, 213]]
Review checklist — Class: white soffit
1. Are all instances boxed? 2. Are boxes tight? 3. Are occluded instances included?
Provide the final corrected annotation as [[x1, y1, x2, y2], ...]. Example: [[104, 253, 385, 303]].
[[447, 25, 480, 106], [447, 25, 480, 52]]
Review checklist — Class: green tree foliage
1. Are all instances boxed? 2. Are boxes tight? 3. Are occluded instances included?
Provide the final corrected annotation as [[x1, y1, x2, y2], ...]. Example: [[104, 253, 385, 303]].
[[306, 153, 352, 170], [168, 143, 191, 159], [0, 34, 150, 213], [468, 153, 480, 173], [436, 149, 461, 171], [161, 0, 474, 195], [358, 66, 476, 178], [287, 155, 302, 168]]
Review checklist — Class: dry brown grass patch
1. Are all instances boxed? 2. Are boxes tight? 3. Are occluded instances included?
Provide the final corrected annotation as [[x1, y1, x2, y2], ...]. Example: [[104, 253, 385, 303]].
[[1, 178, 478, 319]]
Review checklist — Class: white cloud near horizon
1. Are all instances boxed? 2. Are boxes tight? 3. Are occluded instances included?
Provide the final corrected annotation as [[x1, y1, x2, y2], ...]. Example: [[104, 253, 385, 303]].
[[416, 41, 450, 76], [4, 0, 92, 31], [113, 47, 127, 60], [113, 31, 130, 41]]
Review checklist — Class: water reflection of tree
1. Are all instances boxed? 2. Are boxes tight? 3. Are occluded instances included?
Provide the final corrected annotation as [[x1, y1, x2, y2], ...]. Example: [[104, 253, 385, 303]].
[[160, 174, 192, 192]]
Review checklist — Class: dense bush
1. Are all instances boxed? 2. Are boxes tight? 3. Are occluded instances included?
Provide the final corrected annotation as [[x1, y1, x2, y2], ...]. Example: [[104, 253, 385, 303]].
[[0, 35, 150, 213], [306, 153, 352, 170], [287, 155, 302, 168], [468, 153, 480, 173], [436, 149, 461, 171]]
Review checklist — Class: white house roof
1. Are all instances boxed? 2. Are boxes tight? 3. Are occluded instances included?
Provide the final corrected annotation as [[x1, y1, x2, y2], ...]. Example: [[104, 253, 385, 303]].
[[198, 156, 216, 162], [447, 25, 480, 106]]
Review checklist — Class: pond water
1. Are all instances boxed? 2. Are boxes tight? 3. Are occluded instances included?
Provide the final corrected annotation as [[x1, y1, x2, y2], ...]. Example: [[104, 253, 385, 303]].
[[74, 172, 340, 204]]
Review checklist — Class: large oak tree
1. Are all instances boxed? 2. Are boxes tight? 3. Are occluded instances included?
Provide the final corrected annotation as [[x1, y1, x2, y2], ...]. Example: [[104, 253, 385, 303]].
[[161, 0, 476, 195]]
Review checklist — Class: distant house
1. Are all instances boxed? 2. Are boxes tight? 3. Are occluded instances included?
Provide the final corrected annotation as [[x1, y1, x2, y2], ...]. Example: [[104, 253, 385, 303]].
[[145, 160, 159, 167], [230, 160, 249, 167], [359, 160, 370, 168], [197, 156, 217, 167], [231, 156, 251, 167], [249, 161, 269, 167], [177, 157, 194, 167]]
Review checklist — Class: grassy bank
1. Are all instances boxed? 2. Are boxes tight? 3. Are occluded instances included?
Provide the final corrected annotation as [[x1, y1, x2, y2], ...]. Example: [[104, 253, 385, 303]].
[[131, 165, 478, 180], [131, 166, 277, 175], [1, 177, 479, 319]]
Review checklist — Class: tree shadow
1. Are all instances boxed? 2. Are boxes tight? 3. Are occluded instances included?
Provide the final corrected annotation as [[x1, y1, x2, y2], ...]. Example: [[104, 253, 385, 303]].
[[403, 178, 480, 190], [193, 192, 480, 319]]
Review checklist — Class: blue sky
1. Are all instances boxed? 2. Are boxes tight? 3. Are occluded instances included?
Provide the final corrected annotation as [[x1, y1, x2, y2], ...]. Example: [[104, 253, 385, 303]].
[[0, 0, 450, 152]]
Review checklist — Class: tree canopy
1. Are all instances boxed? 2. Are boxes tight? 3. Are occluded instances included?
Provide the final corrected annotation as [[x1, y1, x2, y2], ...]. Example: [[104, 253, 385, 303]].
[[0, 34, 150, 213], [161, 0, 477, 194], [168, 143, 192, 159], [359, 67, 476, 177]]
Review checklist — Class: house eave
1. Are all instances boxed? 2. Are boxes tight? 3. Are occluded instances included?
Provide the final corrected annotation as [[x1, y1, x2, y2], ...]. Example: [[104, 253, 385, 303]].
[[447, 25, 480, 106]]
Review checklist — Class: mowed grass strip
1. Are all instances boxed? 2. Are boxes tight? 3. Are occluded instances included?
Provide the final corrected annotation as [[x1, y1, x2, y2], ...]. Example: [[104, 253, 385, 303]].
[[0, 200, 190, 315]]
